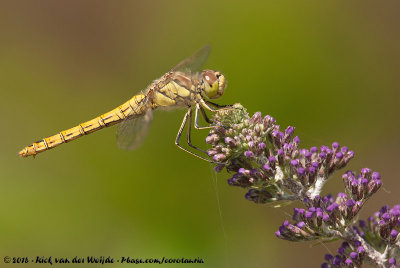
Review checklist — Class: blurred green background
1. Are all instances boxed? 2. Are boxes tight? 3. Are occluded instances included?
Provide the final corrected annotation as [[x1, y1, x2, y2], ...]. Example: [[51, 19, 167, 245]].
[[1, 1, 399, 267]]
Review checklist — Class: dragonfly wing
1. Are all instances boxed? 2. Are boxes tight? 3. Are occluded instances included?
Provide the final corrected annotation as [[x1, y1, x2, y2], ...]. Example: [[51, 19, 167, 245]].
[[115, 45, 210, 151], [171, 44, 211, 73], [116, 108, 153, 151]]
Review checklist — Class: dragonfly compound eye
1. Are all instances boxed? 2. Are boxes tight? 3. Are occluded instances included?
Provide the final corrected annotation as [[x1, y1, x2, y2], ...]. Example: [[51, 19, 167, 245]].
[[202, 70, 226, 99]]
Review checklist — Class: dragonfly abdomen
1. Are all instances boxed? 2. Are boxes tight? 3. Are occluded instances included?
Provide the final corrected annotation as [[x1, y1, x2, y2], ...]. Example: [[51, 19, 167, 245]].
[[18, 94, 147, 157]]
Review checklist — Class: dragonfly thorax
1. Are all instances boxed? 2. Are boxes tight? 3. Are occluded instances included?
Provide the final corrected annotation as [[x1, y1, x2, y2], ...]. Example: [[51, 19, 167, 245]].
[[201, 70, 226, 99]]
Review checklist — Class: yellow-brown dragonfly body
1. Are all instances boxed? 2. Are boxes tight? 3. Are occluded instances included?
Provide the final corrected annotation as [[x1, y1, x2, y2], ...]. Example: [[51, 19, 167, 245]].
[[18, 45, 228, 161]]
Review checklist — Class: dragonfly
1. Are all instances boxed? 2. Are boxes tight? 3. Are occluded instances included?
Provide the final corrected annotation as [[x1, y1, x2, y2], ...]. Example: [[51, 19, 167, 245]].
[[18, 45, 230, 162]]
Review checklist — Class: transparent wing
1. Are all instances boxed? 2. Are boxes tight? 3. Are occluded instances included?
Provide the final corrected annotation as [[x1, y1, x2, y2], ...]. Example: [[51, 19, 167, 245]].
[[171, 44, 211, 74], [116, 107, 153, 151], [115, 45, 210, 151]]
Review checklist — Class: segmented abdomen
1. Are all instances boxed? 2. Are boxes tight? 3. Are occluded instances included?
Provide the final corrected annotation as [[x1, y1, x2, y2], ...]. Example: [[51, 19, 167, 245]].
[[18, 94, 147, 157]]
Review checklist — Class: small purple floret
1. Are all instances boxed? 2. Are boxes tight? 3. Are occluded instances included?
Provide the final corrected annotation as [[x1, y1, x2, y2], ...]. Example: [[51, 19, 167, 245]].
[[390, 229, 399, 238], [345, 258, 352, 265], [309, 167, 316, 174], [332, 142, 340, 149], [224, 137, 233, 144], [335, 152, 343, 159], [290, 159, 299, 167], [372, 172, 381, 180], [259, 142, 266, 149], [305, 211, 313, 218], [361, 168, 371, 175], [285, 126, 294, 135], [245, 150, 254, 158], [326, 204, 337, 213], [263, 163, 270, 171], [382, 213, 390, 221], [349, 252, 357, 259], [332, 256, 341, 265], [346, 199, 356, 208]]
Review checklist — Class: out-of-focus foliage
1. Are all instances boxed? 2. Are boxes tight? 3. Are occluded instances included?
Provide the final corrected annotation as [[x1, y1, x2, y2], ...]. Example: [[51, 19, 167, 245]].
[[1, 1, 399, 267]]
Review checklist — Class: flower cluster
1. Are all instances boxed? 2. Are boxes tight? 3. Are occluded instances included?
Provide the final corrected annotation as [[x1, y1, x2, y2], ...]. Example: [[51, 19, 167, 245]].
[[204, 104, 395, 267], [275, 190, 376, 243], [359, 204, 400, 248], [275, 168, 382, 241], [206, 104, 355, 204], [321, 204, 400, 267], [342, 169, 382, 204], [322, 241, 366, 267]]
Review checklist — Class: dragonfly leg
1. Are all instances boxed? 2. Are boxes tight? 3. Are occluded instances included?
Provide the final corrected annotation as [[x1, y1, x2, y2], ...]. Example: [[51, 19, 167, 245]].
[[175, 109, 217, 163], [194, 103, 215, 130], [205, 100, 233, 109], [186, 109, 208, 154], [199, 98, 234, 113], [200, 106, 213, 124]]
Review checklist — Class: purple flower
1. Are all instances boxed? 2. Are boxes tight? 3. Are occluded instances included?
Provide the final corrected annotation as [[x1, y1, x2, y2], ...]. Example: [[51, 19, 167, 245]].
[[327, 203, 338, 212], [349, 252, 357, 259], [206, 104, 387, 267], [305, 211, 313, 218], [346, 199, 356, 208], [332, 256, 341, 265], [213, 154, 226, 162], [390, 229, 398, 238], [285, 126, 294, 135], [259, 142, 266, 150], [372, 172, 381, 180], [224, 137, 233, 144], [361, 168, 371, 175], [382, 213, 391, 221], [263, 163, 270, 171], [332, 142, 340, 149], [345, 258, 352, 265], [244, 150, 254, 158]]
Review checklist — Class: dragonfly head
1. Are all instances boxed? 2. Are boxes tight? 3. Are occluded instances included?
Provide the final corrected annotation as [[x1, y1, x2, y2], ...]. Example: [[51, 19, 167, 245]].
[[201, 70, 226, 99]]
